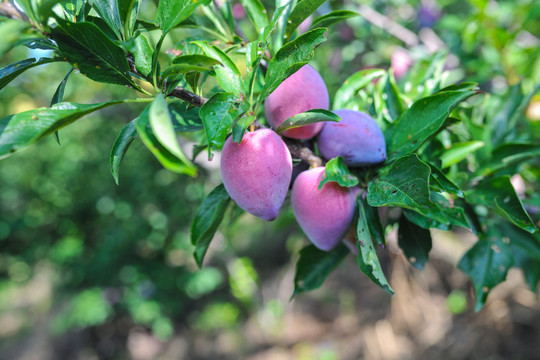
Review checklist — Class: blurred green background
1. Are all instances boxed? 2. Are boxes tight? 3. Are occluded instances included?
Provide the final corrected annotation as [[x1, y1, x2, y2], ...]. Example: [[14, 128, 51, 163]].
[[1, 0, 540, 359]]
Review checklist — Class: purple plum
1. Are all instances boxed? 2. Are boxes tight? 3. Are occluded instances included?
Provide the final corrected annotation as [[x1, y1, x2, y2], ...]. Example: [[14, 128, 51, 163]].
[[291, 167, 356, 251], [317, 109, 387, 166], [221, 129, 292, 221], [264, 64, 329, 139]]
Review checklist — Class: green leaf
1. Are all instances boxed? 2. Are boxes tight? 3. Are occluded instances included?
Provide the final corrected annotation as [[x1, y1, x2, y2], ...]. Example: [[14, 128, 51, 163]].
[[135, 104, 197, 176], [239, 0, 269, 34], [149, 93, 197, 174], [232, 115, 256, 143], [0, 57, 57, 92], [110, 120, 137, 185], [89, 0, 124, 39], [168, 101, 204, 132], [479, 143, 540, 176], [51, 68, 74, 106], [293, 244, 349, 296], [489, 83, 524, 147], [156, 0, 212, 34], [356, 197, 394, 294], [24, 38, 59, 51], [192, 42, 244, 96], [333, 69, 386, 109], [386, 90, 477, 162], [403, 51, 446, 99], [275, 109, 340, 133], [360, 198, 386, 247], [191, 184, 231, 267], [200, 93, 248, 154], [318, 156, 359, 189], [51, 19, 138, 88], [0, 19, 30, 57], [383, 73, 405, 121], [261, 28, 327, 100], [132, 34, 153, 78], [428, 164, 464, 198], [398, 214, 432, 270], [458, 235, 514, 311], [163, 55, 221, 78], [0, 100, 128, 158], [440, 141, 484, 169], [118, 0, 140, 38], [310, 10, 359, 29], [284, 0, 326, 39], [467, 176, 537, 234]]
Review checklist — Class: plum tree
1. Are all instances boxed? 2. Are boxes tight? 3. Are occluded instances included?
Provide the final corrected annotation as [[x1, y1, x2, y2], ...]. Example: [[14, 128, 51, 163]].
[[317, 109, 387, 166], [291, 167, 356, 251], [264, 64, 329, 139], [221, 129, 292, 221]]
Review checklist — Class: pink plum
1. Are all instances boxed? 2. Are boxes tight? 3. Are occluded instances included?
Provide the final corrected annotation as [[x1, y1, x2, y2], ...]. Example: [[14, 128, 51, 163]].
[[221, 129, 292, 221], [291, 167, 356, 251], [391, 49, 412, 79], [317, 109, 387, 166], [264, 64, 329, 139]]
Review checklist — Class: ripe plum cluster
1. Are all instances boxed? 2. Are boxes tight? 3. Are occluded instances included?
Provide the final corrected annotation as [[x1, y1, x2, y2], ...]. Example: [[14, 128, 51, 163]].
[[221, 65, 387, 251]]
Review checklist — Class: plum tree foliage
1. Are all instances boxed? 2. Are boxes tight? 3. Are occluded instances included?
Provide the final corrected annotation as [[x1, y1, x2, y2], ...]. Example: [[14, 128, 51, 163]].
[[0, 0, 539, 312]]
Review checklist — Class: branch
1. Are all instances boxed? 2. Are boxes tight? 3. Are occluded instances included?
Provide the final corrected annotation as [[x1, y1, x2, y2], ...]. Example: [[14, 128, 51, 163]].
[[283, 139, 324, 168], [0, 2, 29, 21]]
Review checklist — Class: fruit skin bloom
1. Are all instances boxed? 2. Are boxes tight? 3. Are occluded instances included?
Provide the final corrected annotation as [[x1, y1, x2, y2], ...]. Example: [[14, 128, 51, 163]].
[[264, 64, 329, 139], [291, 167, 355, 251], [220, 129, 292, 221], [318, 109, 387, 166]]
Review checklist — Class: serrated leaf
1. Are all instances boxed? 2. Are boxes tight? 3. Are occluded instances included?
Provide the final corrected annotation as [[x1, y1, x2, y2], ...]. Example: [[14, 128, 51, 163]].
[[386, 90, 477, 162], [310, 10, 359, 29], [356, 197, 394, 294], [261, 28, 326, 100], [155, 0, 212, 34], [318, 156, 359, 189], [149, 93, 196, 174], [428, 164, 464, 197], [239, 0, 269, 34], [191, 184, 231, 267], [333, 69, 386, 109], [0, 57, 57, 92], [110, 120, 137, 185], [467, 176, 537, 233], [0, 100, 127, 158], [51, 19, 138, 88], [458, 235, 514, 311], [284, 0, 326, 39], [89, 0, 123, 39], [192, 41, 244, 96], [440, 141, 484, 169], [293, 244, 349, 296], [0, 19, 30, 57], [135, 104, 197, 176], [275, 109, 340, 133], [398, 214, 432, 270]]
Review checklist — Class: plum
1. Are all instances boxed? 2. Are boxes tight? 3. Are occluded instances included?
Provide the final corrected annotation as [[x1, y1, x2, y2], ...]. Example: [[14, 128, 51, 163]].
[[391, 49, 412, 79], [264, 64, 329, 139], [221, 129, 292, 221], [317, 109, 387, 166], [291, 167, 355, 251]]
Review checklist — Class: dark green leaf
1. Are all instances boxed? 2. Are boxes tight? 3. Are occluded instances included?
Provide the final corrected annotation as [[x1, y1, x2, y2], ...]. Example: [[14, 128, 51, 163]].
[[383, 73, 405, 121], [168, 101, 203, 132], [232, 115, 256, 143], [440, 141, 484, 169], [191, 184, 231, 267], [51, 68, 74, 106], [467, 176, 537, 233], [0, 100, 127, 158], [118, 0, 140, 38], [438, 82, 479, 92], [398, 214, 432, 270], [275, 109, 340, 133], [428, 164, 464, 198], [356, 197, 394, 294], [132, 34, 153, 77], [318, 156, 359, 189], [333, 69, 386, 109], [293, 244, 349, 296], [480, 143, 540, 176], [403, 51, 446, 98], [239, 0, 269, 33], [0, 19, 30, 57], [51, 19, 137, 88], [261, 28, 327, 100], [89, 0, 123, 39], [310, 10, 359, 29], [360, 197, 386, 247], [284, 0, 326, 39], [0, 57, 57, 92], [386, 90, 477, 162], [149, 93, 197, 174], [24, 38, 58, 51], [110, 120, 137, 185], [458, 235, 514, 311], [135, 104, 197, 176], [156, 0, 212, 34], [489, 83, 524, 146]]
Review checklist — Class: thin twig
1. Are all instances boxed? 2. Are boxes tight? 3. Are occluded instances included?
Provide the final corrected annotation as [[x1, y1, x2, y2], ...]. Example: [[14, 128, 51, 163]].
[[0, 2, 29, 21]]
